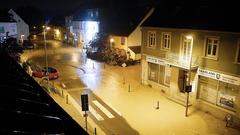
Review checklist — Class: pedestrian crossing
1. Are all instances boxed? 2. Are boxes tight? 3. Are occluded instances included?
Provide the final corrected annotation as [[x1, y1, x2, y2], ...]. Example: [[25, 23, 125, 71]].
[[89, 105, 104, 121], [89, 100, 120, 121], [93, 100, 115, 119]]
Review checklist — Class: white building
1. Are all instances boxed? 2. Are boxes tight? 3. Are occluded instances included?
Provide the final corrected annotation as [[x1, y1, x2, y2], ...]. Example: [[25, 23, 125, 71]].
[[0, 22, 17, 42], [8, 9, 29, 43]]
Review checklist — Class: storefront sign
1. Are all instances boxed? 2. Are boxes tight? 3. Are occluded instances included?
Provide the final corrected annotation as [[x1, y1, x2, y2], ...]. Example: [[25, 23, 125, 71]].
[[198, 68, 240, 86], [146, 56, 166, 65]]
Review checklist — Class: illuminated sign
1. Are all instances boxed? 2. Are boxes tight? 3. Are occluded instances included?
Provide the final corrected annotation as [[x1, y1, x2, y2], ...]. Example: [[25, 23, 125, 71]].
[[198, 68, 240, 86], [146, 56, 166, 65]]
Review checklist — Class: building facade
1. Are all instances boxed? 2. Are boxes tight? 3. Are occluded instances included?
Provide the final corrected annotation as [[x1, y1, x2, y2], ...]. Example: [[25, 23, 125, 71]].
[[8, 9, 29, 43], [0, 22, 17, 42], [141, 27, 240, 119], [109, 8, 154, 60], [65, 9, 99, 47]]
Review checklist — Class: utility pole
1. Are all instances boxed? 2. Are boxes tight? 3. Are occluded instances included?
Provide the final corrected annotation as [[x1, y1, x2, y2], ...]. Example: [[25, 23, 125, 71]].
[[185, 36, 193, 117], [43, 25, 49, 86]]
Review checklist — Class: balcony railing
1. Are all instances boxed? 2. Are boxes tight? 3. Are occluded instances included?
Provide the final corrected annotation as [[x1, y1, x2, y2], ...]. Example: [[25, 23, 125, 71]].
[[164, 52, 199, 69]]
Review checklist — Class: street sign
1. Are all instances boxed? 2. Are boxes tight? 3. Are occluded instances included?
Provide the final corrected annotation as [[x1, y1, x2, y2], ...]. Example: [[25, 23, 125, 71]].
[[81, 94, 89, 111], [185, 85, 192, 93]]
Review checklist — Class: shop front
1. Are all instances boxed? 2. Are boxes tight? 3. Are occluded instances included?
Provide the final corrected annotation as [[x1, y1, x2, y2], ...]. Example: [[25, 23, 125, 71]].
[[144, 56, 171, 94], [197, 68, 240, 118]]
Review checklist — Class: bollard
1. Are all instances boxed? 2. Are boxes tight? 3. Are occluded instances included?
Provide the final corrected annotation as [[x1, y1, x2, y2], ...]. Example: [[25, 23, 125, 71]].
[[94, 127, 97, 135], [66, 94, 68, 104], [156, 101, 159, 109], [128, 84, 130, 92], [61, 89, 64, 98], [103, 63, 105, 69], [93, 63, 95, 69], [123, 77, 125, 84]]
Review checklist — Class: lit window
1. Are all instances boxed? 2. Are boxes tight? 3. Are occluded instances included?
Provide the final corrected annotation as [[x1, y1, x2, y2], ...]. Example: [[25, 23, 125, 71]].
[[121, 37, 125, 45], [162, 32, 171, 50], [148, 31, 156, 48], [205, 37, 219, 59]]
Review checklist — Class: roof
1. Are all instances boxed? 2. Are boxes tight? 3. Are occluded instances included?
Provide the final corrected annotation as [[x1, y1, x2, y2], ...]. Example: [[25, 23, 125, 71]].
[[129, 46, 141, 54], [102, 7, 152, 36], [0, 48, 88, 135], [142, 0, 240, 32]]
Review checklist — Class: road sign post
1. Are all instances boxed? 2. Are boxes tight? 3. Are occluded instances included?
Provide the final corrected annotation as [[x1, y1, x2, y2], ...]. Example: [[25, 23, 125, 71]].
[[81, 94, 89, 131]]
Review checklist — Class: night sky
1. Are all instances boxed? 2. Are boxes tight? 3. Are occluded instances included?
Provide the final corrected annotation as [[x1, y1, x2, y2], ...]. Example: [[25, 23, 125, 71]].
[[0, 0, 158, 10], [0, 0, 86, 10]]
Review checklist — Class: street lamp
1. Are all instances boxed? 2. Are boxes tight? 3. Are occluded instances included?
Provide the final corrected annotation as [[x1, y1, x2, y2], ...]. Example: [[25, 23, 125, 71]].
[[110, 38, 114, 49], [185, 35, 193, 117], [43, 25, 50, 84]]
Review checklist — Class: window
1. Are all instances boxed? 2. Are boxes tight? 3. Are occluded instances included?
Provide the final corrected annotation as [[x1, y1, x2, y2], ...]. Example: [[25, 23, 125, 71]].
[[148, 63, 159, 82], [148, 62, 170, 87], [181, 36, 192, 61], [0, 26, 4, 33], [236, 41, 240, 63], [148, 31, 156, 48], [121, 37, 125, 45], [205, 37, 219, 59], [161, 33, 171, 50]]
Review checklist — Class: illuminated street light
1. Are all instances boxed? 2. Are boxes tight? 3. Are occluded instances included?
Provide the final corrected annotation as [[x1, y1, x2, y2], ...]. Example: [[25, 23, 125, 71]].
[[43, 24, 50, 85], [110, 38, 114, 49], [186, 35, 193, 39]]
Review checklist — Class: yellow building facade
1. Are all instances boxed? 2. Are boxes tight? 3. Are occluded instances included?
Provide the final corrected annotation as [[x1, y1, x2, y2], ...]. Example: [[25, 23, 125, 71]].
[[141, 27, 240, 120]]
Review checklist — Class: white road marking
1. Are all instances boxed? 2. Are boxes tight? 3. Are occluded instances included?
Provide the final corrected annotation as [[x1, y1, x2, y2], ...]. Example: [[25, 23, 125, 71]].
[[105, 102, 122, 116], [93, 100, 115, 119], [89, 105, 104, 121]]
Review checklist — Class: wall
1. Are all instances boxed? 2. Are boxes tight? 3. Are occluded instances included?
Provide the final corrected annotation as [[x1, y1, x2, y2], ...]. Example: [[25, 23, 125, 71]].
[[0, 22, 17, 39], [142, 27, 240, 76], [128, 27, 141, 46], [8, 9, 29, 42], [111, 36, 127, 50]]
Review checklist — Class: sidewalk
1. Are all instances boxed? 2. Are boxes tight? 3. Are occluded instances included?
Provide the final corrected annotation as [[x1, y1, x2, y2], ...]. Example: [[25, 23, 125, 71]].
[[36, 79, 106, 135], [78, 60, 240, 135]]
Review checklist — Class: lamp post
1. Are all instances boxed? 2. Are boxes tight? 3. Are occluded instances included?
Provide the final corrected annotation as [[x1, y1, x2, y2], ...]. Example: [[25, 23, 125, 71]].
[[43, 25, 50, 84], [185, 35, 193, 117]]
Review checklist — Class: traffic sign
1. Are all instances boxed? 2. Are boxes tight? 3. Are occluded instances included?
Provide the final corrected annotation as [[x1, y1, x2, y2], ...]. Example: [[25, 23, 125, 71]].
[[81, 94, 89, 111]]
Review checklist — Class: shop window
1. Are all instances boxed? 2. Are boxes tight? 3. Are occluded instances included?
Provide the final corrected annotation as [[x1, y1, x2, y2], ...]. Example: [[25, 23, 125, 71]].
[[178, 70, 187, 93], [198, 76, 238, 112], [217, 82, 238, 111], [164, 65, 171, 86], [198, 76, 218, 104], [148, 63, 159, 83], [148, 31, 156, 48]]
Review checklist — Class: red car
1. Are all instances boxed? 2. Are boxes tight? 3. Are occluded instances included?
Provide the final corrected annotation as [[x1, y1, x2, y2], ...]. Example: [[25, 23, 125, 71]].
[[32, 67, 59, 80]]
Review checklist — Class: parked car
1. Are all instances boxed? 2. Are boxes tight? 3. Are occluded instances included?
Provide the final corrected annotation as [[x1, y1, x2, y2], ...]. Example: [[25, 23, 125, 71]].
[[23, 40, 35, 49], [32, 67, 59, 80]]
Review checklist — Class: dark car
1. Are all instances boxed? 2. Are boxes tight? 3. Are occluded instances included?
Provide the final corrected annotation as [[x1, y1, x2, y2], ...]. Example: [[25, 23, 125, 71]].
[[23, 40, 35, 49]]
